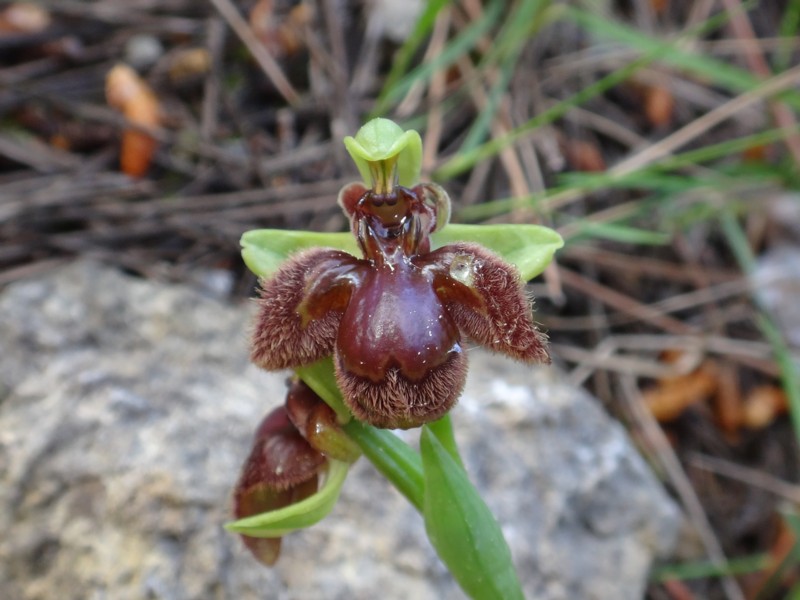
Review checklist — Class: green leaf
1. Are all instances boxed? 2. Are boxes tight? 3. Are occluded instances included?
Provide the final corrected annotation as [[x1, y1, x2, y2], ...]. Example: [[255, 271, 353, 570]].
[[420, 427, 525, 600], [224, 459, 350, 538], [567, 221, 672, 246], [370, 0, 451, 118], [433, 224, 563, 281], [373, 0, 504, 116], [650, 553, 770, 583], [241, 229, 358, 279]]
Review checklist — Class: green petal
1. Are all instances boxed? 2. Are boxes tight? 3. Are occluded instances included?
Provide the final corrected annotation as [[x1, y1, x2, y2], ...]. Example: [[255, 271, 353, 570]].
[[432, 224, 563, 281], [420, 427, 525, 600], [242, 224, 562, 281], [224, 459, 350, 538], [343, 118, 422, 187], [241, 229, 358, 279]]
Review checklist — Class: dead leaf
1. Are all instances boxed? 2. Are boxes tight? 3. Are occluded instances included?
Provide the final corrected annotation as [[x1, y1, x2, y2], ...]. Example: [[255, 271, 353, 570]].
[[0, 2, 51, 34], [742, 385, 788, 429], [650, 0, 669, 16], [105, 64, 160, 178], [644, 84, 674, 128], [714, 362, 744, 434], [643, 359, 718, 422], [744, 516, 797, 599], [250, 0, 312, 57], [563, 138, 606, 172], [167, 48, 211, 86]]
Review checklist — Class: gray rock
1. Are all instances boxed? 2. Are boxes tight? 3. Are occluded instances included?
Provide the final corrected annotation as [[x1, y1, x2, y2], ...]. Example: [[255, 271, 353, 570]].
[[0, 261, 679, 600]]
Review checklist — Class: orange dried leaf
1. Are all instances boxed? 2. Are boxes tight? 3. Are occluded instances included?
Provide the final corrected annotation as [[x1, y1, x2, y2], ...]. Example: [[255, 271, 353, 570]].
[[249, 0, 274, 35], [742, 143, 770, 163], [644, 85, 674, 128], [280, 3, 313, 55], [564, 138, 606, 173], [713, 363, 743, 434], [663, 578, 695, 600], [167, 48, 211, 85], [643, 361, 718, 422], [105, 64, 160, 178], [119, 130, 158, 178], [250, 0, 311, 57], [745, 517, 797, 598], [650, 0, 669, 15], [742, 385, 788, 429], [0, 2, 51, 34]]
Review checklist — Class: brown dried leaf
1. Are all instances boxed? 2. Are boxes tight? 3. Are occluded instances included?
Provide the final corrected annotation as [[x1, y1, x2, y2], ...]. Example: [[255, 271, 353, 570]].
[[0, 2, 51, 34], [642, 360, 719, 422], [744, 517, 797, 599], [250, 0, 312, 57], [166, 48, 211, 85], [563, 138, 606, 173], [650, 0, 669, 16], [713, 362, 744, 434], [644, 84, 675, 128], [742, 385, 788, 429], [105, 64, 160, 178]]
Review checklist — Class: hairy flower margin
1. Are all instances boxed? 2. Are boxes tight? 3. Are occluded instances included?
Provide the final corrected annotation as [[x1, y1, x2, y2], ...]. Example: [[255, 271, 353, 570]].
[[250, 118, 551, 429]]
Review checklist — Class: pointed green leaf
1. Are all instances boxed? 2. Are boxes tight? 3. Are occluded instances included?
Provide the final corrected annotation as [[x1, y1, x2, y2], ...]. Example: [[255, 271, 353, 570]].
[[432, 224, 563, 281], [224, 459, 350, 538], [420, 427, 524, 600], [568, 221, 671, 245]]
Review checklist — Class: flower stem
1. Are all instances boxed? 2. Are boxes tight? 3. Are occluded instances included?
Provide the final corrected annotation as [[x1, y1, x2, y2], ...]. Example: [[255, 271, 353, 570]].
[[425, 415, 464, 468], [342, 419, 425, 512]]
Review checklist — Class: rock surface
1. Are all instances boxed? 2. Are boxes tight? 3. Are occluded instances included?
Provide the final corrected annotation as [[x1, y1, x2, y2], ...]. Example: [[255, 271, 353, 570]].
[[0, 261, 679, 600]]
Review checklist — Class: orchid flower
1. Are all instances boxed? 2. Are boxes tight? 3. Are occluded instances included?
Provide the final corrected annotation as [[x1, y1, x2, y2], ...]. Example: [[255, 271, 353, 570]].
[[250, 118, 551, 429], [230, 119, 563, 596]]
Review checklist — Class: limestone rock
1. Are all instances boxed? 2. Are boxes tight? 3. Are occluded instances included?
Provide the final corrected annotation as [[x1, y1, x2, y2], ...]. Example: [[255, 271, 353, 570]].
[[0, 261, 679, 600]]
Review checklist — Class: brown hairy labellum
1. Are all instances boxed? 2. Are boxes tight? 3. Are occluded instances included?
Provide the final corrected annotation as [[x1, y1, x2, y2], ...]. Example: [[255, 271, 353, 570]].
[[251, 179, 549, 429]]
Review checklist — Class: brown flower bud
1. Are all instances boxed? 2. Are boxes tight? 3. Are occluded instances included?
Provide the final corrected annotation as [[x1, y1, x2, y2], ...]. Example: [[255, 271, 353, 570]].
[[233, 405, 325, 565]]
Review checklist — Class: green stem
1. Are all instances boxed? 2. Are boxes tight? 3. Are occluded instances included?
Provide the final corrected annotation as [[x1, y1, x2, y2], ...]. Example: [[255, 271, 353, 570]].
[[343, 419, 425, 512], [425, 415, 464, 468], [291, 332, 516, 600]]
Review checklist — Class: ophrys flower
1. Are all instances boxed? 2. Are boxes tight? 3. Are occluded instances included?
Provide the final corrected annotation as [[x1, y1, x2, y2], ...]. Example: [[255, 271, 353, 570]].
[[251, 119, 550, 428]]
